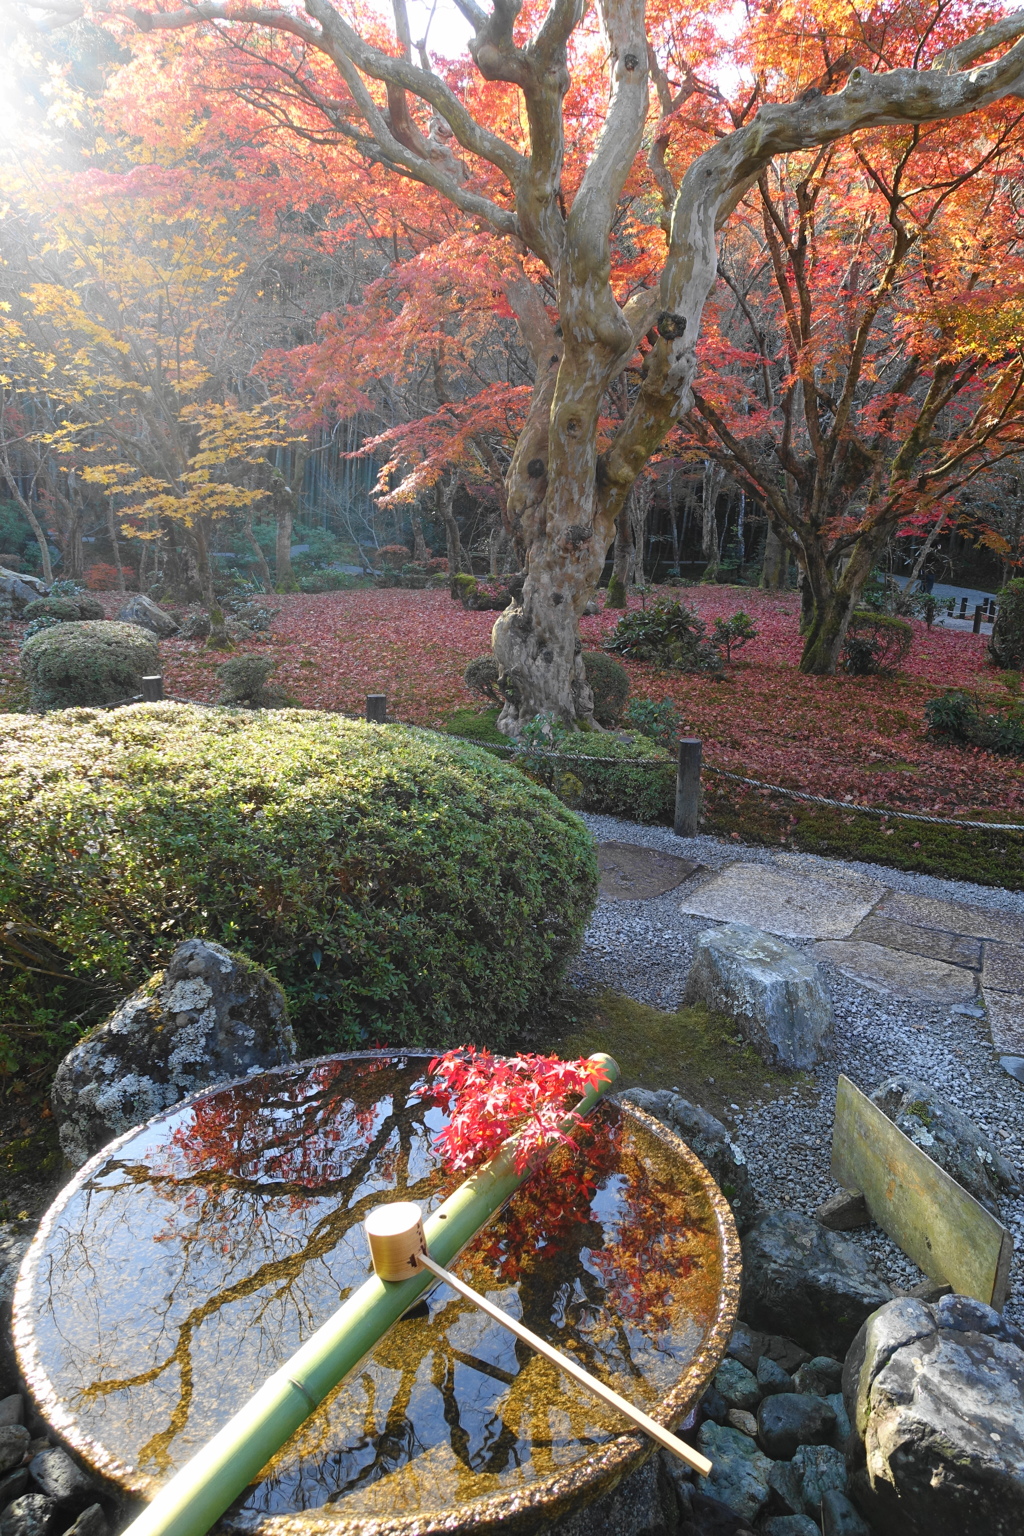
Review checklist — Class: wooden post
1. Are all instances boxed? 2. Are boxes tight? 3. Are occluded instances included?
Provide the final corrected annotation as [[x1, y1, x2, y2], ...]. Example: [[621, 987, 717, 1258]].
[[973, 604, 983, 634], [141, 675, 164, 702], [674, 738, 702, 838], [959, 596, 967, 618], [366, 694, 387, 723]]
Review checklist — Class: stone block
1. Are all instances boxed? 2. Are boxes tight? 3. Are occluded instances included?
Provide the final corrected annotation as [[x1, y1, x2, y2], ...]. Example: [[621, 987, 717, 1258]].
[[986, 990, 1024, 1055], [983, 942, 1024, 994], [813, 940, 977, 1005], [683, 924, 833, 1070], [872, 891, 1023, 946], [851, 915, 982, 969], [816, 1189, 870, 1230], [597, 841, 701, 899], [680, 863, 885, 940]]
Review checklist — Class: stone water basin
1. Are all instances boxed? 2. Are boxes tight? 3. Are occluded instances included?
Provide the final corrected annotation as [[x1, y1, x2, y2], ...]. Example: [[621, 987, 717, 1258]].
[[15, 1052, 740, 1535]]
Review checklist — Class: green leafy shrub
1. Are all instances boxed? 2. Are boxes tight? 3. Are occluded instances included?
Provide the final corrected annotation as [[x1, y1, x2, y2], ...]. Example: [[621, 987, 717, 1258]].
[[990, 579, 1024, 670], [623, 698, 681, 749], [20, 621, 158, 710], [582, 650, 629, 725], [23, 615, 64, 641], [465, 655, 501, 702], [512, 715, 673, 821], [23, 597, 85, 624], [925, 690, 1024, 756], [217, 654, 288, 708], [841, 611, 913, 675], [606, 598, 723, 672], [0, 707, 597, 1071], [711, 611, 758, 660], [298, 571, 364, 594]]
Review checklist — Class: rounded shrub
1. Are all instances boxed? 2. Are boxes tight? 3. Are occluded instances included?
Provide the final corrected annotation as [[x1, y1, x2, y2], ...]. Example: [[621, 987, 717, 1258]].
[[0, 706, 597, 1065], [990, 579, 1024, 671], [217, 654, 287, 708], [582, 650, 629, 725], [20, 621, 159, 710], [25, 593, 106, 622], [841, 611, 913, 676], [465, 654, 501, 702]]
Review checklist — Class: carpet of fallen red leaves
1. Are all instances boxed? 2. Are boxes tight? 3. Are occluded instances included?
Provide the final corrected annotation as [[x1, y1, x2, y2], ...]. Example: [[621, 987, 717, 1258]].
[[4, 585, 1021, 820]]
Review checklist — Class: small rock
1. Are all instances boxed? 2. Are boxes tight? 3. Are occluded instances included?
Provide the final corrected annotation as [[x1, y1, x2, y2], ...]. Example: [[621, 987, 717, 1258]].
[[793, 1356, 844, 1396], [726, 1409, 758, 1438], [686, 1489, 756, 1534], [61, 1507, 107, 1536], [700, 1386, 729, 1425], [696, 1422, 775, 1524], [762, 1334, 812, 1374], [0, 1496, 56, 1536], [0, 1429, 29, 1478], [727, 1324, 766, 1373], [0, 1406, 20, 1432], [619, 1088, 758, 1231], [826, 1391, 851, 1448], [792, 1443, 847, 1509], [714, 1358, 761, 1411], [115, 593, 178, 638], [757, 1394, 836, 1460], [683, 923, 834, 1070], [0, 1229, 34, 1396], [178, 612, 211, 640], [767, 1459, 804, 1517], [762, 1519, 820, 1536], [871, 1074, 1020, 1215], [756, 1357, 794, 1395], [741, 1211, 893, 1358], [816, 1189, 870, 1231], [27, 1449, 94, 1513], [820, 1489, 871, 1535], [51, 939, 295, 1167], [0, 1473, 27, 1516], [905, 1279, 952, 1303]]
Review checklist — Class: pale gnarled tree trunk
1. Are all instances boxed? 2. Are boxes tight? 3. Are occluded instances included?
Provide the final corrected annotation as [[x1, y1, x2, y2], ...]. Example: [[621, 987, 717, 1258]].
[[49, 0, 1024, 725]]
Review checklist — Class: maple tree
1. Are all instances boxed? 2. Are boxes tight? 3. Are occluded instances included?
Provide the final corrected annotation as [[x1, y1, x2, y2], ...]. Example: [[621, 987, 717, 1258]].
[[12, 0, 1024, 715]]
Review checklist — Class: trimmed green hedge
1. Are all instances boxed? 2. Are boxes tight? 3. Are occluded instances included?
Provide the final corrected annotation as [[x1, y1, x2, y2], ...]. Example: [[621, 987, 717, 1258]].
[[20, 621, 158, 710], [0, 705, 597, 1073]]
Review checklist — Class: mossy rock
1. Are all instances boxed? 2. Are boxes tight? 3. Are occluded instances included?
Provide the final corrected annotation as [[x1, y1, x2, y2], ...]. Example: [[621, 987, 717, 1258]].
[[20, 620, 159, 710], [0, 705, 598, 1072]]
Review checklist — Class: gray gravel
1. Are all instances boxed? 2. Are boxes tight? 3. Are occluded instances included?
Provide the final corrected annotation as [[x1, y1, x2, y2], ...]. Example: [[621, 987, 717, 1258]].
[[572, 814, 1024, 1325]]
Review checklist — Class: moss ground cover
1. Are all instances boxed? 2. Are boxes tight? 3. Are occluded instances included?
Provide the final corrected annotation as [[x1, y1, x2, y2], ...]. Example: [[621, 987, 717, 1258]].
[[0, 705, 597, 1078]]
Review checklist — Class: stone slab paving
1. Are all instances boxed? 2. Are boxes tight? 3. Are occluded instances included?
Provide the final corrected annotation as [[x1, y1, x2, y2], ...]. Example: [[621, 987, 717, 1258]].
[[597, 841, 701, 900], [874, 890, 1024, 946], [678, 862, 887, 941], [812, 940, 979, 1006]]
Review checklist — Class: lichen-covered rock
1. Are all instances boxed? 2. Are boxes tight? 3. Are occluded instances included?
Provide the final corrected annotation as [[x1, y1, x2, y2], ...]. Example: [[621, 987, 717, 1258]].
[[741, 1211, 893, 1358], [697, 1421, 774, 1524], [683, 924, 833, 1070], [0, 568, 46, 615], [52, 939, 295, 1167], [620, 1087, 758, 1231], [844, 1293, 1024, 1536], [871, 1074, 1020, 1214], [714, 1357, 761, 1410], [115, 593, 179, 637]]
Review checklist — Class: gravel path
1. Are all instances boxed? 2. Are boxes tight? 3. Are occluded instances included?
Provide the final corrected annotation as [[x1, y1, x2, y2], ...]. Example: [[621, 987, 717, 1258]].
[[572, 814, 1024, 1326]]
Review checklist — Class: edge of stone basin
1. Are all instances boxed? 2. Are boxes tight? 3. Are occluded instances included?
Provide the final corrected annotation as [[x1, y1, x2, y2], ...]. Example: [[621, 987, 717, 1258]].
[[12, 1061, 742, 1536]]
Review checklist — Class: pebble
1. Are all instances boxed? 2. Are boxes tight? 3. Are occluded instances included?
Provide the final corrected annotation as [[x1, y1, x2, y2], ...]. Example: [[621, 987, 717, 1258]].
[[575, 814, 1024, 1328]]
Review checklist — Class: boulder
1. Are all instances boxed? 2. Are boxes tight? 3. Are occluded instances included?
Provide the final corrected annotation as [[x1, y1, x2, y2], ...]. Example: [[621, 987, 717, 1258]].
[[791, 1443, 847, 1509], [115, 593, 179, 638], [820, 1489, 871, 1535], [792, 1356, 844, 1396], [27, 1449, 95, 1515], [756, 1394, 836, 1460], [0, 1430, 29, 1479], [714, 1358, 761, 1411], [683, 924, 833, 1070], [844, 1293, 1024, 1535], [0, 1498, 55, 1536], [756, 1356, 794, 1395], [741, 1210, 893, 1358], [870, 1075, 1020, 1214], [696, 1422, 775, 1525], [0, 568, 46, 615], [619, 1088, 758, 1230], [51, 939, 295, 1167]]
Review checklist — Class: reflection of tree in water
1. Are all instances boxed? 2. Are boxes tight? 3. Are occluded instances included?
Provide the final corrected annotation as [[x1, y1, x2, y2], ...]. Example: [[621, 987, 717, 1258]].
[[74, 1059, 448, 1477]]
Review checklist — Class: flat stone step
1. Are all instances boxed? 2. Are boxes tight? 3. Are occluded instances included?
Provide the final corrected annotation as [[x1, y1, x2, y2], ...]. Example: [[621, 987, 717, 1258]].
[[679, 863, 886, 941], [813, 940, 979, 1005], [597, 841, 701, 900]]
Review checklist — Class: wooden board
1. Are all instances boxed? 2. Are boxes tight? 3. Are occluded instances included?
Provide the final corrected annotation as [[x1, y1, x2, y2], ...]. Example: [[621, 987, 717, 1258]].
[[831, 1074, 1013, 1310]]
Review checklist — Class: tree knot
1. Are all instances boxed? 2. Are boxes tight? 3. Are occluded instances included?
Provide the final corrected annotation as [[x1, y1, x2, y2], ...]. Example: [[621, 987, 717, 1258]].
[[657, 311, 687, 341], [527, 458, 546, 479]]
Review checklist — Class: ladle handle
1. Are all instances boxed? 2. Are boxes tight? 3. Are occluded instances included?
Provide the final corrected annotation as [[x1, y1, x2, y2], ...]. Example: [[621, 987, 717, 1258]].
[[416, 1252, 713, 1478]]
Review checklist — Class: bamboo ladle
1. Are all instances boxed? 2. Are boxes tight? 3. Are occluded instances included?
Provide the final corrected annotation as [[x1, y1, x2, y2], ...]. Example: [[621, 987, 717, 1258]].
[[364, 1201, 713, 1478]]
